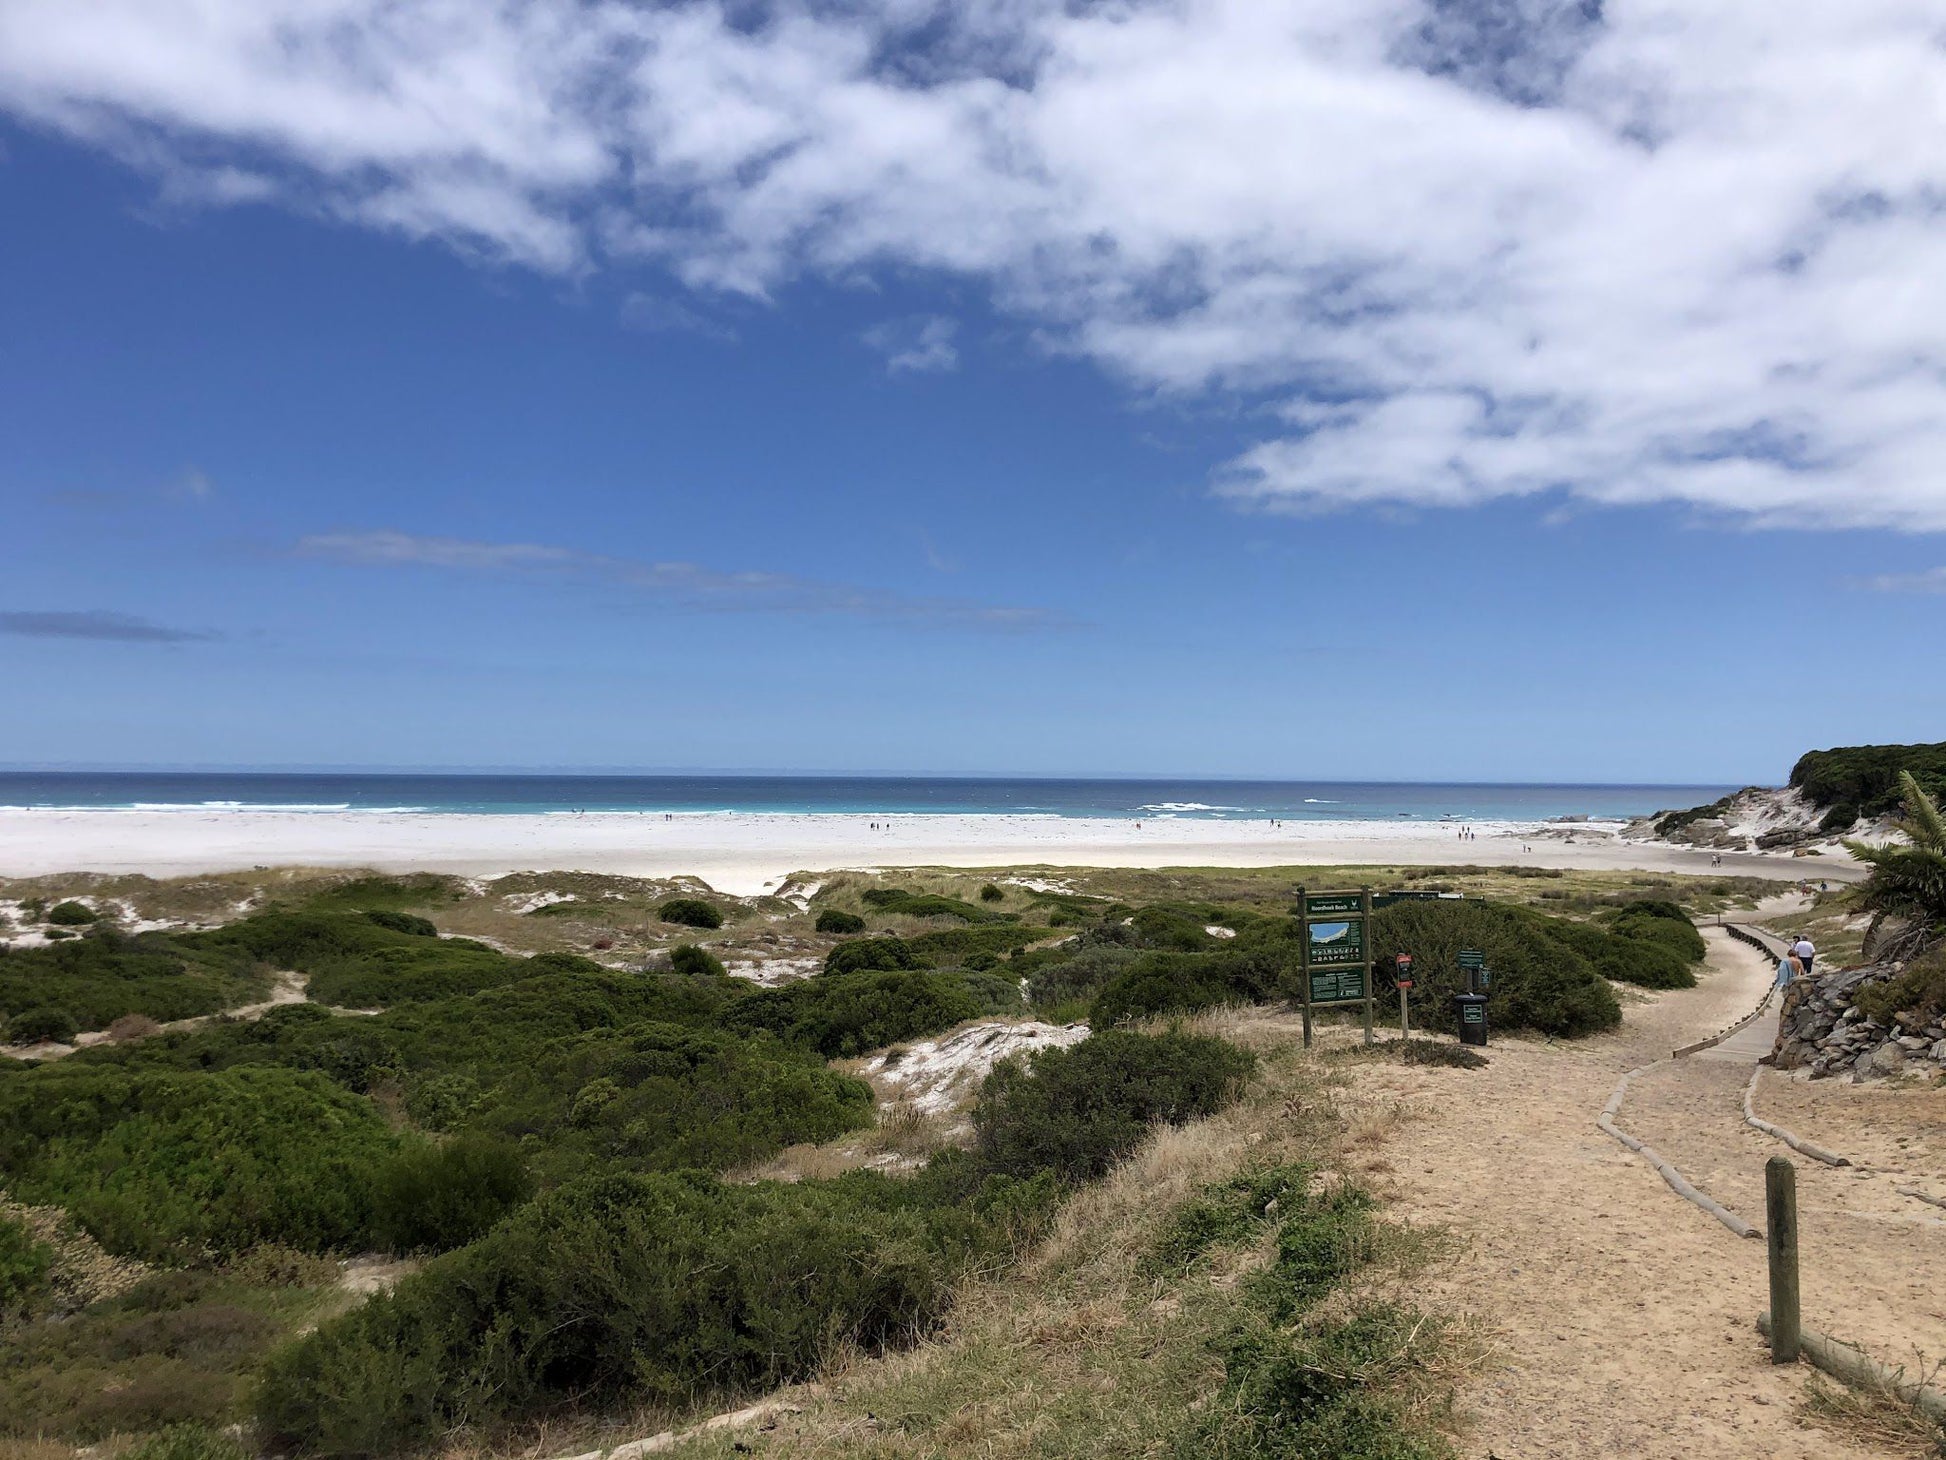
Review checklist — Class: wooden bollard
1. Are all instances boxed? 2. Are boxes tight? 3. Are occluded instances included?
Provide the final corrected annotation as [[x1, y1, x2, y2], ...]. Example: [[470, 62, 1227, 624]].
[[1766, 1155, 1800, 1364]]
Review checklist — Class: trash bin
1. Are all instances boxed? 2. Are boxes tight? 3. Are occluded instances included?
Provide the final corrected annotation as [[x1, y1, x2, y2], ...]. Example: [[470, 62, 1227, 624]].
[[1453, 992, 1488, 1047]]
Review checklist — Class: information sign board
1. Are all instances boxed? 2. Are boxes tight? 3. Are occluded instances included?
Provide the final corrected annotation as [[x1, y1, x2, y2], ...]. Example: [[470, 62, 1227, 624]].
[[1458, 949, 1487, 971], [1305, 892, 1364, 916], [1309, 964, 1365, 1004]]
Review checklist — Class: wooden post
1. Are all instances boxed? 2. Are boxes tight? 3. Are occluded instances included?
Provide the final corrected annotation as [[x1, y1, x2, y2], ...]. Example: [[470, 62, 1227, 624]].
[[1360, 887, 1374, 1047], [1400, 980, 1410, 1044], [1766, 1155, 1800, 1364], [1297, 887, 1312, 1050]]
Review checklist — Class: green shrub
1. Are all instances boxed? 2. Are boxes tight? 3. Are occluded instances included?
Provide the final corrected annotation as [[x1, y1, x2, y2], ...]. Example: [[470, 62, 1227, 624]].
[[1819, 802, 1860, 834], [1365, 901, 1620, 1037], [668, 943, 725, 979], [973, 1030, 1255, 1184], [815, 907, 866, 935], [43, 927, 76, 940], [979, 883, 1004, 903], [1607, 902, 1706, 962], [186, 912, 513, 1007], [1149, 1162, 1311, 1273], [824, 936, 924, 976], [0, 1211, 53, 1311], [120, 1424, 251, 1460], [464, 1021, 872, 1180], [657, 898, 723, 929], [373, 1135, 533, 1252], [9, 1005, 78, 1043], [721, 970, 979, 1058], [47, 900, 99, 926], [1536, 917, 1695, 990], [1021, 945, 1139, 1005], [904, 924, 1046, 965], [257, 1170, 1000, 1455], [1792, 741, 1946, 819], [0, 1064, 405, 1260], [859, 889, 1010, 924], [0, 928, 267, 1028], [363, 909, 438, 937], [1854, 943, 1946, 1028], [1090, 949, 1282, 1025]]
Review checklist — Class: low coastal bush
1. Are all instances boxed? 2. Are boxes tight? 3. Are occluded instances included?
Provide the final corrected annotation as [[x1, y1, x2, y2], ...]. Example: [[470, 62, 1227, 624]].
[[47, 900, 99, 926], [974, 1029, 1256, 1183], [721, 969, 979, 1058], [823, 935, 924, 975], [0, 929, 267, 1029], [257, 1168, 1019, 1456], [667, 943, 725, 979], [362, 909, 437, 937], [9, 1005, 78, 1044], [187, 912, 514, 1008], [0, 1212, 53, 1312], [905, 924, 1047, 965], [1021, 945, 1140, 1006], [0, 1064, 407, 1260], [656, 897, 723, 929], [1537, 917, 1695, 991], [814, 907, 866, 935], [860, 888, 1013, 924], [1090, 949, 1282, 1026], [1606, 901, 1707, 962], [979, 883, 1004, 902], [372, 1135, 533, 1253], [1367, 901, 1620, 1037]]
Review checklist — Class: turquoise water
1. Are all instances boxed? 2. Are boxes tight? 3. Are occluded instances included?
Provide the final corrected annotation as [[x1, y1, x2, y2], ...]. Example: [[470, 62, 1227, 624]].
[[0, 772, 1730, 822]]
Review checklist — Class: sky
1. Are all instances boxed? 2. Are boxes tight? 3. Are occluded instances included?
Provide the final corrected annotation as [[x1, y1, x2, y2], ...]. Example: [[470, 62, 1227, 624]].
[[2, 0, 1944, 784]]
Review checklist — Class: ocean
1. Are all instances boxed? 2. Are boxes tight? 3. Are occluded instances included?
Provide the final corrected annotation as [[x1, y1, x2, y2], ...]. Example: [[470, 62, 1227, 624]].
[[0, 772, 1733, 823]]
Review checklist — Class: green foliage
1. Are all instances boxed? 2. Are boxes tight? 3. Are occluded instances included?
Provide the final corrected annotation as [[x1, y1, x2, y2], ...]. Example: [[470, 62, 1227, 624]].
[[721, 970, 979, 1058], [465, 1021, 872, 1179], [859, 888, 1014, 923], [9, 1005, 78, 1043], [973, 1030, 1255, 1184], [257, 1169, 1010, 1456], [1846, 770, 1946, 949], [0, 928, 267, 1028], [1091, 949, 1282, 1025], [1606, 901, 1707, 962], [1793, 742, 1946, 818], [0, 1064, 406, 1260], [0, 1212, 53, 1312], [187, 912, 514, 1007], [372, 1135, 534, 1253], [1021, 945, 1139, 1006], [47, 900, 99, 926], [0, 1271, 310, 1440], [979, 883, 1005, 902], [1366, 901, 1621, 1037], [668, 943, 725, 979], [1819, 802, 1860, 834], [363, 909, 437, 937], [120, 1425, 252, 1460], [823, 935, 924, 975], [1534, 917, 1693, 991], [1854, 943, 1946, 1029], [814, 907, 866, 935], [904, 924, 1047, 965], [657, 897, 723, 929], [301, 875, 460, 913], [1148, 1162, 1312, 1274]]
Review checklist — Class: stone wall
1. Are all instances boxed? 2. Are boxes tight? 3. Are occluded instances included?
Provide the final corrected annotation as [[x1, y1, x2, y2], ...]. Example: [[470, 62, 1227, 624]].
[[1771, 961, 1946, 1079]]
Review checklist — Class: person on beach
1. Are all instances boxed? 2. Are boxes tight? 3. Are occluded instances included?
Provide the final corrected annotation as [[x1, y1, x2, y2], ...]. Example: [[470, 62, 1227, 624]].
[[1792, 934, 1815, 978], [1776, 947, 1801, 988]]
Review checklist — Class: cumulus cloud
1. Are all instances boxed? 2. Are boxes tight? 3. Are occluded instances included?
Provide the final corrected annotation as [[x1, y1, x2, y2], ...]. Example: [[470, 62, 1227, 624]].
[[295, 530, 1069, 629], [862, 315, 959, 374], [8, 2, 1946, 529], [0, 610, 218, 642]]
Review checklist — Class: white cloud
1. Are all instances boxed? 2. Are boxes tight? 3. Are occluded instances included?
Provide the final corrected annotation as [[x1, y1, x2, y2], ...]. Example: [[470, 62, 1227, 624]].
[[1854, 566, 1946, 594], [862, 314, 959, 374], [294, 529, 1070, 628], [8, 1, 1946, 529]]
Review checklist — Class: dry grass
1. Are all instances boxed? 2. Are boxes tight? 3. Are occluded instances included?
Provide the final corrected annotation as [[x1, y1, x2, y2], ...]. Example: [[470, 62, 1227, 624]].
[[1801, 1356, 1946, 1458]]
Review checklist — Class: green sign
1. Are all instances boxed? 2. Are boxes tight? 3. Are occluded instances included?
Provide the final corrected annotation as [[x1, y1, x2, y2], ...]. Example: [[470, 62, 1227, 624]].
[[1307, 917, 1365, 966], [1458, 949, 1486, 970], [1305, 892, 1364, 916], [1309, 965, 1366, 1004], [1459, 1001, 1486, 1026]]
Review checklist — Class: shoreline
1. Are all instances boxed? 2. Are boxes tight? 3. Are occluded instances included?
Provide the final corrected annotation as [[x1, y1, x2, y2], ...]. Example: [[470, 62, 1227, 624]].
[[0, 808, 1853, 897]]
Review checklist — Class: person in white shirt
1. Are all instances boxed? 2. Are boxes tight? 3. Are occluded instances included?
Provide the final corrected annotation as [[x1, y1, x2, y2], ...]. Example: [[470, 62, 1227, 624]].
[[1792, 935, 1815, 978]]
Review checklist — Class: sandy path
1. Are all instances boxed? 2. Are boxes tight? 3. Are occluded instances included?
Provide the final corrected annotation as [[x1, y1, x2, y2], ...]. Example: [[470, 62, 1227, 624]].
[[1352, 929, 1919, 1459], [2, 969, 310, 1060]]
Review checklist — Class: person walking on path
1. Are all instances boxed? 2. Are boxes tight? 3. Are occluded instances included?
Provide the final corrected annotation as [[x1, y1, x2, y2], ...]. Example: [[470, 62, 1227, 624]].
[[1776, 946, 1802, 988], [1792, 933, 1816, 979]]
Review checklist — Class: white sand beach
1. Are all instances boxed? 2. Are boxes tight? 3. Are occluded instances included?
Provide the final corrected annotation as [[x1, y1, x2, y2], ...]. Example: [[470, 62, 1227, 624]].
[[0, 808, 1851, 896]]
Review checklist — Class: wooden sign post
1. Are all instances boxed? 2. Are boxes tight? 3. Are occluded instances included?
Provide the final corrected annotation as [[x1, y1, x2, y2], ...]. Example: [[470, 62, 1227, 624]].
[[1296, 887, 1375, 1049]]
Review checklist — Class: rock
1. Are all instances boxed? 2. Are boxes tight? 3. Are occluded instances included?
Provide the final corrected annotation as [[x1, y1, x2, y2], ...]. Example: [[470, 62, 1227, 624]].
[[1933, 1040, 1946, 1062], [1860, 1043, 1907, 1078]]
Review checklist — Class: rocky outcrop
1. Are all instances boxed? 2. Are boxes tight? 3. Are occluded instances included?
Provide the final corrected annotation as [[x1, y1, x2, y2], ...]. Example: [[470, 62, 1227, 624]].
[[1629, 785, 1895, 852], [1772, 962, 1946, 1079]]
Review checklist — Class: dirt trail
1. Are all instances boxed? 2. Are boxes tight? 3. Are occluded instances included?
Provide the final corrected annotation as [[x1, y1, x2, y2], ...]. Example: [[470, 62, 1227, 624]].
[[2, 969, 312, 1061], [1354, 927, 1935, 1459]]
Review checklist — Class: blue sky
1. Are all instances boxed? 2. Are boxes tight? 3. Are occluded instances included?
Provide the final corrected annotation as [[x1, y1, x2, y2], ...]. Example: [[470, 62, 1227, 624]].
[[2, 1, 1944, 784]]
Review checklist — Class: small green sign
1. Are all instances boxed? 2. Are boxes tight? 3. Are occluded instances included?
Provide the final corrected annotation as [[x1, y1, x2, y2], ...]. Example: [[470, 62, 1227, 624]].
[[1460, 1002, 1486, 1026], [1307, 917, 1365, 966], [1309, 965, 1366, 1004], [1458, 949, 1486, 970], [1305, 893, 1364, 916]]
